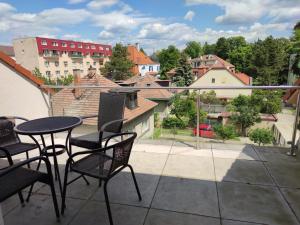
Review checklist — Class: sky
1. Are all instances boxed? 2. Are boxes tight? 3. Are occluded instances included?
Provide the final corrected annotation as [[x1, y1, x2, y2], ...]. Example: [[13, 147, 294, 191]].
[[0, 0, 299, 54]]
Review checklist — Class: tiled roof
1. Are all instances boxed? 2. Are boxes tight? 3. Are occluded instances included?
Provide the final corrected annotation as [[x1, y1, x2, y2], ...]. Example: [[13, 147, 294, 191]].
[[127, 45, 156, 65], [283, 79, 300, 102], [0, 45, 14, 56], [0, 50, 53, 93], [52, 74, 157, 125], [235, 72, 252, 85], [123, 75, 173, 100], [191, 55, 234, 69]]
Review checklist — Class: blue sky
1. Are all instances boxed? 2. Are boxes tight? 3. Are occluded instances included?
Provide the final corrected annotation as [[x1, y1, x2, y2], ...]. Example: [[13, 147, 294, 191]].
[[0, 0, 299, 53]]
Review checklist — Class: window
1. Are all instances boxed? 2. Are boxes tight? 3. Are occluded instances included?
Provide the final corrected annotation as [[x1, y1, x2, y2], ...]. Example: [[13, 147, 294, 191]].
[[93, 61, 97, 66], [146, 83, 151, 87], [142, 66, 145, 70], [56, 71, 60, 76], [142, 119, 150, 133], [64, 61, 68, 67], [64, 70, 68, 75], [99, 46, 104, 50], [149, 66, 153, 72], [62, 42, 67, 47], [55, 61, 59, 67], [44, 61, 49, 67], [52, 42, 58, 47], [70, 43, 75, 48], [72, 61, 76, 66], [46, 71, 51, 77], [41, 40, 47, 45], [91, 45, 96, 49], [85, 45, 90, 49], [106, 47, 110, 51], [157, 66, 160, 71], [86, 62, 90, 66], [212, 78, 215, 83], [78, 44, 82, 48], [62, 51, 67, 54]]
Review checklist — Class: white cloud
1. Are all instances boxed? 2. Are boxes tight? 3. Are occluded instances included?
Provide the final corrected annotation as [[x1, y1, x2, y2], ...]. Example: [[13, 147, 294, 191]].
[[68, 0, 87, 4], [99, 30, 114, 39], [62, 34, 81, 40], [87, 0, 119, 9], [184, 10, 195, 21]]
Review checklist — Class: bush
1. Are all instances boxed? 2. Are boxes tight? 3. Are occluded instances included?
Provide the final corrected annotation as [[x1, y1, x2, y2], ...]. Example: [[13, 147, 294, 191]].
[[213, 124, 237, 142], [249, 128, 273, 146], [162, 117, 187, 129]]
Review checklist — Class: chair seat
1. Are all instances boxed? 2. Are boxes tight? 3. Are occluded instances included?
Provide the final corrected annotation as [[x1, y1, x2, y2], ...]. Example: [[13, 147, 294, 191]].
[[0, 167, 48, 202], [71, 153, 114, 179], [70, 131, 115, 149], [0, 143, 37, 157]]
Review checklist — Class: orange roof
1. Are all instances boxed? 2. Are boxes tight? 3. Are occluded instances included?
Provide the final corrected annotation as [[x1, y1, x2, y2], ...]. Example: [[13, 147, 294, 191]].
[[0, 50, 53, 93], [283, 79, 300, 102], [127, 45, 156, 65], [52, 74, 157, 125], [123, 75, 173, 100], [0, 45, 14, 56], [191, 55, 234, 69]]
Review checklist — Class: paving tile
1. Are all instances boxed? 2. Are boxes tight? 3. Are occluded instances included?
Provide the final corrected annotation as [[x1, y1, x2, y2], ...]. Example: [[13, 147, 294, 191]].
[[4, 194, 85, 225], [222, 219, 264, 225], [163, 155, 215, 180], [144, 209, 221, 225], [92, 171, 159, 207], [70, 201, 147, 225], [265, 162, 300, 188], [173, 141, 212, 149], [170, 146, 212, 158], [211, 143, 252, 151], [152, 177, 219, 217], [214, 158, 274, 185], [281, 188, 300, 220], [1, 196, 19, 216], [218, 182, 299, 225], [254, 146, 300, 163], [132, 144, 171, 154], [212, 147, 260, 161]]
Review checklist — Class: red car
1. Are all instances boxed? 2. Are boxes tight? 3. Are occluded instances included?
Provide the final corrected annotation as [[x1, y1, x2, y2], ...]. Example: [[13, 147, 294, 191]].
[[193, 124, 215, 138]]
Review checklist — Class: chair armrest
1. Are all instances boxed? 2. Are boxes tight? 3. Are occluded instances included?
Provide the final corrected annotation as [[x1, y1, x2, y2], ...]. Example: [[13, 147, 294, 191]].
[[0, 156, 51, 177], [0, 147, 13, 165], [104, 132, 137, 148], [80, 115, 98, 120], [100, 119, 127, 132]]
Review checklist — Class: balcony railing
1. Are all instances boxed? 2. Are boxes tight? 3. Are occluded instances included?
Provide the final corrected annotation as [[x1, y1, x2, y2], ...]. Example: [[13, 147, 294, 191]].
[[42, 84, 300, 155], [70, 54, 83, 58], [43, 53, 59, 58]]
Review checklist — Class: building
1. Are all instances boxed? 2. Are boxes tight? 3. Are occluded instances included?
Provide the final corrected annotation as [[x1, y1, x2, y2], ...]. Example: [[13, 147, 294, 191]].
[[51, 68, 158, 138], [189, 67, 252, 99], [283, 79, 300, 106], [0, 45, 15, 58], [120, 74, 173, 117], [191, 54, 235, 78], [13, 37, 112, 79], [127, 44, 160, 76], [0, 51, 50, 119]]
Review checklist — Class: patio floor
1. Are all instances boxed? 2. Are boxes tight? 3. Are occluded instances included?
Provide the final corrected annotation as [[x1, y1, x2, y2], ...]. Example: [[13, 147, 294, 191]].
[[2, 139, 300, 225]]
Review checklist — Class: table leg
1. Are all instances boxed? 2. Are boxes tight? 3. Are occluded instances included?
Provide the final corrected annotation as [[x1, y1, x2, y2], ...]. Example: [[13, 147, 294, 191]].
[[0, 203, 4, 225], [50, 133, 63, 195]]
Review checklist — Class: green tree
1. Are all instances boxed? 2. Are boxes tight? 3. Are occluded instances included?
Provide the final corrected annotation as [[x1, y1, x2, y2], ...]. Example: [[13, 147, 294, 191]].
[[101, 43, 134, 80], [199, 90, 222, 104], [228, 45, 252, 72], [140, 47, 146, 55], [250, 90, 282, 114], [229, 95, 261, 136], [172, 53, 193, 86], [184, 41, 202, 59], [213, 124, 237, 142], [158, 45, 181, 79], [215, 37, 230, 59], [249, 128, 273, 146], [227, 36, 247, 50], [202, 42, 216, 55], [291, 21, 300, 76]]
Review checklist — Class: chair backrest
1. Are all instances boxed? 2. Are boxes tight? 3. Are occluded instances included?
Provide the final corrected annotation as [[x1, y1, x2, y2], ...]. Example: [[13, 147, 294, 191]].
[[106, 132, 137, 174], [98, 92, 126, 132], [0, 117, 19, 147]]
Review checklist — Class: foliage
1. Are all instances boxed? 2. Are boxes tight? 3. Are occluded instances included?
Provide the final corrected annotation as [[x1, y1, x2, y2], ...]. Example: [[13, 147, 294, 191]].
[[184, 41, 202, 59], [291, 21, 300, 75], [199, 90, 222, 104], [249, 128, 273, 146], [215, 37, 230, 59], [140, 47, 146, 55], [150, 51, 159, 62], [154, 112, 160, 128], [229, 95, 261, 136], [153, 128, 161, 139], [202, 42, 216, 55], [101, 43, 134, 80], [158, 45, 181, 79], [57, 74, 74, 85], [228, 45, 252, 72], [213, 124, 237, 142], [250, 90, 282, 114], [32, 68, 73, 86], [172, 53, 193, 86], [162, 117, 187, 129]]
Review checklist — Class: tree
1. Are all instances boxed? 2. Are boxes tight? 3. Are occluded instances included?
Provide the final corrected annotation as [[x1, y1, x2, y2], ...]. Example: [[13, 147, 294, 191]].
[[184, 41, 202, 59], [250, 90, 282, 114], [199, 90, 222, 104], [140, 47, 146, 55], [101, 43, 134, 80], [249, 128, 273, 146], [215, 37, 230, 59], [158, 45, 181, 79], [213, 124, 237, 142], [202, 42, 216, 55], [228, 45, 252, 72], [291, 21, 300, 76], [172, 53, 193, 86], [229, 95, 261, 136]]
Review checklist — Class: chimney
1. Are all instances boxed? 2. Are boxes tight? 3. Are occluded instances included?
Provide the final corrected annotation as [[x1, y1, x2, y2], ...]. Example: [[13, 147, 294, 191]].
[[88, 66, 96, 78], [135, 42, 140, 51], [73, 69, 82, 99]]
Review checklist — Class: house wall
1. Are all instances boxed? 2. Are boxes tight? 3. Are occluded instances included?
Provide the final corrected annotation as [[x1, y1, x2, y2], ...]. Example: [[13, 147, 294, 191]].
[[0, 61, 49, 119], [190, 69, 252, 98], [138, 64, 160, 76], [153, 101, 169, 118], [123, 109, 155, 139]]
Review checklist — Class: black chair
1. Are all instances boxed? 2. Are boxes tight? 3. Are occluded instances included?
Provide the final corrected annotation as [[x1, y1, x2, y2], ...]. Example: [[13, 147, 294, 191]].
[[68, 92, 126, 153], [0, 150, 60, 220], [61, 132, 141, 225], [0, 116, 40, 167]]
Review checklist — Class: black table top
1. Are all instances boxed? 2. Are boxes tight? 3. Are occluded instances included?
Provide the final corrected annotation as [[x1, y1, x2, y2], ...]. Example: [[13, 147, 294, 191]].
[[14, 116, 82, 135]]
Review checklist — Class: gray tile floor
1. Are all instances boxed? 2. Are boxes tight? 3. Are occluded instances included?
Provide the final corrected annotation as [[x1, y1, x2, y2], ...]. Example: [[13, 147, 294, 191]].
[[2, 140, 300, 225]]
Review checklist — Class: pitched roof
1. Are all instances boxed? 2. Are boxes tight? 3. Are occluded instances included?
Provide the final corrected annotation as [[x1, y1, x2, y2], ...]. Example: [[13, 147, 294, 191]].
[[0, 50, 53, 93], [127, 45, 156, 65], [0, 45, 14, 56], [122, 74, 173, 100], [235, 72, 252, 85], [283, 79, 300, 103], [191, 54, 234, 69], [51, 74, 157, 125]]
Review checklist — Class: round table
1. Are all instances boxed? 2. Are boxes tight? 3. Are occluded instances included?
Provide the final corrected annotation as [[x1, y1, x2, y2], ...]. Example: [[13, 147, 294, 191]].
[[14, 116, 82, 195]]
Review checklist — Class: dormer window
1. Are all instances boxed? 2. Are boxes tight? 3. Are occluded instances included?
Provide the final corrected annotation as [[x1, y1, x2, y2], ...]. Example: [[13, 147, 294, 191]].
[[109, 89, 139, 110], [52, 42, 58, 47], [70, 43, 75, 48], [62, 42, 67, 47], [41, 40, 47, 46], [99, 46, 104, 50], [85, 45, 90, 49], [91, 45, 96, 49], [78, 44, 82, 48], [106, 47, 110, 51]]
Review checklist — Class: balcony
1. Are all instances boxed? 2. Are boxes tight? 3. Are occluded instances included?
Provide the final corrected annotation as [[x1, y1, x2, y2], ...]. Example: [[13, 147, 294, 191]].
[[43, 53, 59, 59], [70, 53, 83, 59], [91, 54, 103, 58]]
